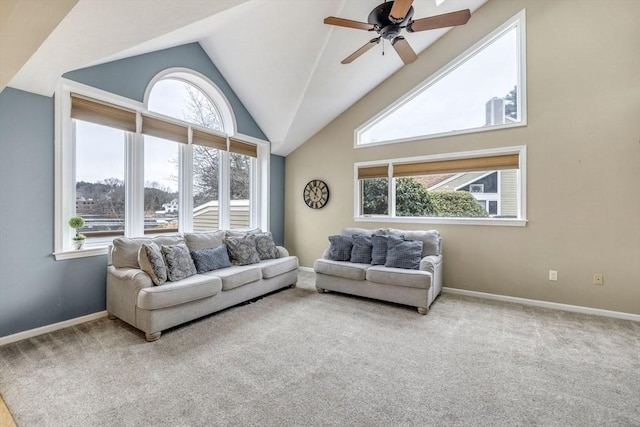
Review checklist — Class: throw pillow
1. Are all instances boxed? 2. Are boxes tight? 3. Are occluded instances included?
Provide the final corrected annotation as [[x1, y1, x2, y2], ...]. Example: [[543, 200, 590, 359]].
[[225, 234, 261, 266], [350, 235, 373, 264], [138, 243, 167, 285], [328, 235, 353, 261], [255, 232, 278, 260], [161, 243, 197, 281], [371, 234, 390, 266], [190, 245, 232, 274], [384, 236, 423, 270]]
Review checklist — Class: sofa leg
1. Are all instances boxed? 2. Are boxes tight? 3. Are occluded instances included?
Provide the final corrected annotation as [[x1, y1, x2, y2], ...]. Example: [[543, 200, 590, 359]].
[[107, 313, 117, 320], [316, 287, 325, 293], [289, 283, 297, 289], [417, 307, 429, 315], [145, 332, 161, 342]]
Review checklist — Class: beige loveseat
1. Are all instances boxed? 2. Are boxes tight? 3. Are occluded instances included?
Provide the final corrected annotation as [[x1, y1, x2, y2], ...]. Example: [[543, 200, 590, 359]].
[[107, 230, 298, 341], [314, 228, 442, 314]]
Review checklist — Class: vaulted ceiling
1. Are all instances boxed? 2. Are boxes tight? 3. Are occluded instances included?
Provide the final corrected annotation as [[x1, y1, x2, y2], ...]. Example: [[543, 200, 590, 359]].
[[1, 0, 486, 155]]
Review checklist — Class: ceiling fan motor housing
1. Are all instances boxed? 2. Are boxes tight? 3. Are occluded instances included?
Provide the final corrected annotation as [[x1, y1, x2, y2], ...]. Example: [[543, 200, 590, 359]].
[[368, 2, 414, 40]]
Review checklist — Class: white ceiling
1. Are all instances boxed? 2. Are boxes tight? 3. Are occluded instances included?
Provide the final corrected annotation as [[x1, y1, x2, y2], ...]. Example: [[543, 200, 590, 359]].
[[5, 0, 486, 155]]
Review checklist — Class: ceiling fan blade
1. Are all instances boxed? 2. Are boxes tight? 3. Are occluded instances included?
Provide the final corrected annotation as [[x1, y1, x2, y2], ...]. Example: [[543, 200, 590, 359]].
[[341, 37, 381, 64], [389, 0, 414, 23], [407, 9, 471, 32], [391, 37, 418, 65], [324, 16, 375, 31]]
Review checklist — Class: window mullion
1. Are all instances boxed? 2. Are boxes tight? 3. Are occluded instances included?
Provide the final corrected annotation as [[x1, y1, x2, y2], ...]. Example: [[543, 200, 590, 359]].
[[219, 150, 230, 230], [126, 131, 144, 237], [179, 131, 194, 233], [389, 166, 396, 218]]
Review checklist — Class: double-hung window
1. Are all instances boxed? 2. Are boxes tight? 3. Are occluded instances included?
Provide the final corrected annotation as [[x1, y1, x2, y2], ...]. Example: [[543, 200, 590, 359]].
[[55, 71, 267, 259]]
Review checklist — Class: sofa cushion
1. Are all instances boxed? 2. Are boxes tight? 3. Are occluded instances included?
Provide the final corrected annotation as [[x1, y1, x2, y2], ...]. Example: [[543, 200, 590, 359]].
[[370, 234, 390, 266], [161, 243, 197, 281], [225, 228, 262, 238], [255, 232, 278, 260], [365, 266, 432, 290], [385, 236, 423, 270], [314, 259, 369, 281], [328, 235, 353, 261], [137, 274, 222, 310], [138, 243, 167, 285], [112, 235, 184, 269], [350, 235, 373, 264], [184, 231, 226, 251], [225, 234, 261, 265], [388, 229, 440, 257], [260, 256, 299, 279], [204, 265, 262, 291], [190, 245, 232, 274]]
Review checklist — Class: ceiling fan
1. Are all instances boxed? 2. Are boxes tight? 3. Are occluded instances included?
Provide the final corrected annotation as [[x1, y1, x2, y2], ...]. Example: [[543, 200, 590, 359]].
[[324, 0, 471, 65]]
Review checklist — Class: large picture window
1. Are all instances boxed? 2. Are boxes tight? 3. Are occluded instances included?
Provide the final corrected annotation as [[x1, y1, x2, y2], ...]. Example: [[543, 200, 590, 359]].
[[54, 71, 267, 259], [356, 10, 526, 147], [354, 147, 527, 226]]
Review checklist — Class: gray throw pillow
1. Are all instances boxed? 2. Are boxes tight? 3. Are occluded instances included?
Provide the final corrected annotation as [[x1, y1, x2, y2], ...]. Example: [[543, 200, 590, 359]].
[[255, 232, 278, 260], [161, 243, 197, 281], [350, 235, 372, 264], [225, 235, 261, 266], [370, 234, 389, 266], [138, 243, 167, 285], [190, 245, 232, 274], [328, 235, 353, 261], [384, 236, 423, 270]]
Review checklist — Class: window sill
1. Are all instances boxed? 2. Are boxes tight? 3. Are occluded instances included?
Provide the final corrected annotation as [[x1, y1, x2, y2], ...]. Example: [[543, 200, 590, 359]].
[[354, 216, 527, 227], [53, 245, 109, 260]]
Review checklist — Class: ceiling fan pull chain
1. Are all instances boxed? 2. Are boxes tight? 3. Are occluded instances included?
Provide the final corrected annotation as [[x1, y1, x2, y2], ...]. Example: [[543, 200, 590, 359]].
[[382, 39, 385, 56]]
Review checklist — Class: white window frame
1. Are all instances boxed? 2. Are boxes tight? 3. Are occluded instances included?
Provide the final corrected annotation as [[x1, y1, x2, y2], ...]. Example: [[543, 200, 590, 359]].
[[353, 146, 527, 227], [355, 9, 527, 148], [54, 74, 270, 260]]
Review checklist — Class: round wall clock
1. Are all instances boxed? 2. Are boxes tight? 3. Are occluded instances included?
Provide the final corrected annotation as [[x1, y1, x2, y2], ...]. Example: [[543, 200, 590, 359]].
[[303, 179, 329, 209]]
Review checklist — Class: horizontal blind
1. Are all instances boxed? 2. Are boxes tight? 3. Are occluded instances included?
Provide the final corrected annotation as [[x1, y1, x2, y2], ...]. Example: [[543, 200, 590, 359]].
[[192, 128, 227, 150], [229, 137, 257, 158], [393, 154, 519, 177], [141, 114, 189, 144], [358, 165, 389, 179], [70, 93, 137, 132]]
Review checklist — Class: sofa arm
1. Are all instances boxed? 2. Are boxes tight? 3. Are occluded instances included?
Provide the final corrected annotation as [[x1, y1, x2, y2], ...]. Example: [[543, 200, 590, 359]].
[[107, 266, 153, 326], [420, 254, 443, 296], [276, 246, 289, 258], [321, 248, 330, 259]]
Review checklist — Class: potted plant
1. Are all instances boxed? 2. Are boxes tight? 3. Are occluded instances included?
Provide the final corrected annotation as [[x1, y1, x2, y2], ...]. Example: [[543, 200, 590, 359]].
[[68, 216, 86, 250]]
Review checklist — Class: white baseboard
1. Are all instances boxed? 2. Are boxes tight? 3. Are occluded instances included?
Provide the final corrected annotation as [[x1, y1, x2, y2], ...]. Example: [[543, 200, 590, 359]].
[[442, 287, 640, 322], [0, 311, 108, 347]]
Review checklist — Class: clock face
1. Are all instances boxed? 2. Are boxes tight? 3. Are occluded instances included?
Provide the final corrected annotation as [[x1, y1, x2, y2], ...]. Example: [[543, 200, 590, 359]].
[[303, 179, 329, 209]]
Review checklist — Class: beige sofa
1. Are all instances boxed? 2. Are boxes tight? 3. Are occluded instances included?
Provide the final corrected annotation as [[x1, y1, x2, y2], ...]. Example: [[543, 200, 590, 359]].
[[314, 228, 442, 314], [106, 230, 298, 341]]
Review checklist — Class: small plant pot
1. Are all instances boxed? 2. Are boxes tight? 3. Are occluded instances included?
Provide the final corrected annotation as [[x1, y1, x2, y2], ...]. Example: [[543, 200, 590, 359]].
[[72, 240, 85, 250]]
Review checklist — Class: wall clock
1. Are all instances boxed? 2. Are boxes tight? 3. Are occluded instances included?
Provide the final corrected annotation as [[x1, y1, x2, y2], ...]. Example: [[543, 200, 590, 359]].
[[303, 179, 329, 209]]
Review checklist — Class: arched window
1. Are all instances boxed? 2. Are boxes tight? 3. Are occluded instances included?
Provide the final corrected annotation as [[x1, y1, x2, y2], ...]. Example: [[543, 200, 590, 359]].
[[54, 69, 265, 259]]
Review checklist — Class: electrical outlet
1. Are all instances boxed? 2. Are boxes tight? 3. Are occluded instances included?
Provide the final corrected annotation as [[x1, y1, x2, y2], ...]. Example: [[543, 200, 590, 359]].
[[549, 270, 558, 281], [593, 274, 604, 285]]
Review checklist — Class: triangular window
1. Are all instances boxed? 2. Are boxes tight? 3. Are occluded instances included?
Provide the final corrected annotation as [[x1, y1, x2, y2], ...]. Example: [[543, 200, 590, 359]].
[[356, 10, 526, 146]]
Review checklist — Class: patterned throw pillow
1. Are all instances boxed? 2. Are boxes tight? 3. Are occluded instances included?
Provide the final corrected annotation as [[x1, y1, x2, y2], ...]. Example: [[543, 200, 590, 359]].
[[255, 232, 278, 260], [328, 235, 353, 261], [371, 234, 389, 266], [225, 235, 261, 266], [350, 235, 373, 264], [190, 245, 232, 274], [138, 243, 167, 285], [384, 236, 423, 270], [161, 243, 197, 281]]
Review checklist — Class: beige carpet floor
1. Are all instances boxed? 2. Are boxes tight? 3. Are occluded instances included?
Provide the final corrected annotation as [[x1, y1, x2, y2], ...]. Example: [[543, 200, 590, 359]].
[[1, 271, 639, 426]]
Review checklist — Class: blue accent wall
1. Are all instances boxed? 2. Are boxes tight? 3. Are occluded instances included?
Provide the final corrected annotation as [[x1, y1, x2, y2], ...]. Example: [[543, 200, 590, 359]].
[[63, 43, 266, 139], [270, 154, 285, 246], [0, 43, 285, 338]]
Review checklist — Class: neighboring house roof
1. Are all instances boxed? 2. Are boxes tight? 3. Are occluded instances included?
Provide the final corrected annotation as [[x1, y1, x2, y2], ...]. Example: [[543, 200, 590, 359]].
[[414, 174, 455, 189], [427, 171, 490, 191]]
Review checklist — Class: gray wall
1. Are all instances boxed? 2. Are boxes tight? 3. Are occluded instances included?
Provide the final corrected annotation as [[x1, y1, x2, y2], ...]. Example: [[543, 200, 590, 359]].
[[0, 43, 285, 337]]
